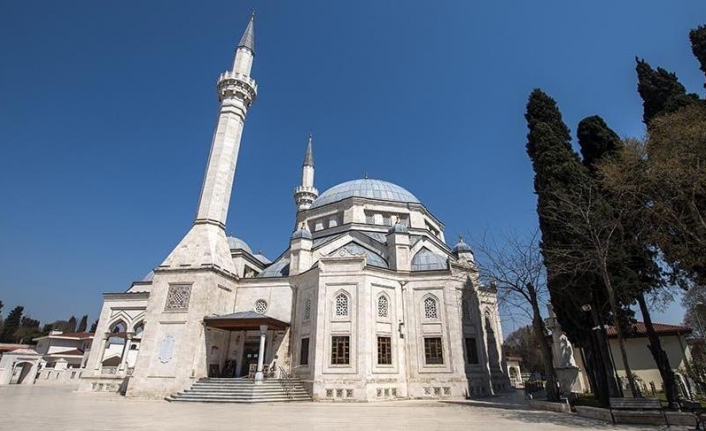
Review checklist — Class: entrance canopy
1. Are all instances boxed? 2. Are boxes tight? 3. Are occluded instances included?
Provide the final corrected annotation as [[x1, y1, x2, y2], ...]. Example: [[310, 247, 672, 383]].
[[203, 311, 290, 331]]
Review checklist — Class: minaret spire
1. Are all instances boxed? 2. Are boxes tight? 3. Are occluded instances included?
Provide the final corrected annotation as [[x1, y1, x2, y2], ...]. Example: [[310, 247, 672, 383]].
[[237, 12, 255, 54], [294, 134, 319, 212], [160, 14, 259, 274]]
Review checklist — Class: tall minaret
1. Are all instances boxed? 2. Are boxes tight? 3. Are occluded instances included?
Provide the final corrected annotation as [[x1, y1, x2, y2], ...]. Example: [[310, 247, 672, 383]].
[[293, 135, 319, 211], [160, 14, 257, 274]]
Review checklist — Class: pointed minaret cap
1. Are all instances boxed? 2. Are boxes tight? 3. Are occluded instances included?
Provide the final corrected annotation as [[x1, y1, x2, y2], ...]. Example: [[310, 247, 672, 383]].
[[238, 12, 255, 54], [303, 134, 314, 167]]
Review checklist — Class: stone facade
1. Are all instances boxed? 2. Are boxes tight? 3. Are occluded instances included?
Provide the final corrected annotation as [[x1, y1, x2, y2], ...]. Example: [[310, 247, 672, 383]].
[[78, 15, 509, 401]]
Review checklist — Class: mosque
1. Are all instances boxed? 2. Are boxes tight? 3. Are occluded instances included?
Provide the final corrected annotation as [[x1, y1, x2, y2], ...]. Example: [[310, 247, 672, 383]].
[[79, 15, 509, 401]]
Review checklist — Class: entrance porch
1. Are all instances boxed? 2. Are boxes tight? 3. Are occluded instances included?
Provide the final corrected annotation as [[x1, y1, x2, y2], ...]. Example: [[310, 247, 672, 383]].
[[203, 311, 290, 383]]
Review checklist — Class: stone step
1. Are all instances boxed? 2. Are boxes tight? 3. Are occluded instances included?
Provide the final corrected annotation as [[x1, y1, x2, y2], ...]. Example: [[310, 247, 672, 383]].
[[168, 377, 312, 403]]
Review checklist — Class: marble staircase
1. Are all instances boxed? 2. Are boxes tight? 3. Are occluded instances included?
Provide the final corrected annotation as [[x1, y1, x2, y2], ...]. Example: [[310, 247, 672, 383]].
[[166, 378, 312, 403]]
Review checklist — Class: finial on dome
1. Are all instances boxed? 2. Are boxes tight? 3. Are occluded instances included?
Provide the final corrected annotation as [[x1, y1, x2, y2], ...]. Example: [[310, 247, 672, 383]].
[[364, 172, 369, 179]]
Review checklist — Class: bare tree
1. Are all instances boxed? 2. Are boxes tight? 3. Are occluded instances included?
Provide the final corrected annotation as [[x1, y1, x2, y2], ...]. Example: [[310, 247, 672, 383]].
[[473, 229, 560, 402], [541, 183, 641, 397]]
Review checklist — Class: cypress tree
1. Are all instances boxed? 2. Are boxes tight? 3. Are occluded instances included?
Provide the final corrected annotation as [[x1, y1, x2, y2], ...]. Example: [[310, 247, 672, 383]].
[[690, 25, 706, 89], [0, 306, 24, 343], [77, 315, 88, 332], [577, 116, 621, 172], [67, 316, 77, 333], [89, 319, 98, 333], [526, 91, 623, 404], [635, 58, 699, 125]]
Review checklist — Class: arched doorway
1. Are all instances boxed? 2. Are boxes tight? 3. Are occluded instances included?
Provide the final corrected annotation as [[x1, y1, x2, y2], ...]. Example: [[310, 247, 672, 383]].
[[11, 362, 35, 384]]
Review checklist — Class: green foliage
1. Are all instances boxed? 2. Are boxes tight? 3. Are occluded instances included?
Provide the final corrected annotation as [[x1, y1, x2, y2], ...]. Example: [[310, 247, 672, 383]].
[[67, 316, 77, 333], [89, 319, 98, 333], [635, 58, 699, 125], [0, 306, 24, 343], [503, 325, 544, 374], [690, 25, 706, 89], [577, 116, 621, 172]]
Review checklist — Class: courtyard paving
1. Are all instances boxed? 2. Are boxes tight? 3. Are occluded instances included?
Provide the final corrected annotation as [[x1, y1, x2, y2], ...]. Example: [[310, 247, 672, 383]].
[[0, 385, 690, 431]]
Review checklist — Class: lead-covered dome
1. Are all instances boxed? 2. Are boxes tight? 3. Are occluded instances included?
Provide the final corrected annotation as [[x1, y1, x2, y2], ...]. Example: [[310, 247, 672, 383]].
[[227, 236, 252, 254], [310, 179, 420, 209]]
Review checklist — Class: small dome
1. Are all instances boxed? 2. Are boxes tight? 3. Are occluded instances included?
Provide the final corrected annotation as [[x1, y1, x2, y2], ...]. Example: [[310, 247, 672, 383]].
[[388, 222, 409, 234], [292, 222, 312, 240], [254, 253, 271, 265], [142, 271, 155, 282], [452, 236, 472, 253], [310, 179, 420, 209], [227, 236, 253, 254], [411, 248, 448, 271]]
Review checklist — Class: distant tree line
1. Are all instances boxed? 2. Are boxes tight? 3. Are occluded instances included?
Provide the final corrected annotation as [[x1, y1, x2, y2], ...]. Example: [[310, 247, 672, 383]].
[[0, 300, 97, 344], [521, 24, 706, 408]]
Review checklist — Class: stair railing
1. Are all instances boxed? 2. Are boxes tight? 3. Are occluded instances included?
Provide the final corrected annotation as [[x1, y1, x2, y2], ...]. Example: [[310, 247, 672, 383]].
[[278, 365, 294, 400]]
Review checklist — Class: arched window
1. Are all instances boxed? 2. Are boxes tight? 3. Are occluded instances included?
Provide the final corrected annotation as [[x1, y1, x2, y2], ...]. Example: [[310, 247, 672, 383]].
[[424, 297, 438, 319], [335, 293, 349, 317], [377, 295, 389, 318], [133, 322, 145, 336], [110, 321, 127, 334], [303, 298, 312, 320]]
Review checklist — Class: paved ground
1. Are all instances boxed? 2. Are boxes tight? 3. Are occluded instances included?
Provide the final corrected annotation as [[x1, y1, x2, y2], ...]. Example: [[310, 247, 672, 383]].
[[0, 385, 691, 431]]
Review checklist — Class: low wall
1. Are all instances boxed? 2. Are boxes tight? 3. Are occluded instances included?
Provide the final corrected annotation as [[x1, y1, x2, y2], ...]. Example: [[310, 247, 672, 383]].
[[575, 405, 697, 426], [527, 399, 571, 413], [36, 368, 84, 385]]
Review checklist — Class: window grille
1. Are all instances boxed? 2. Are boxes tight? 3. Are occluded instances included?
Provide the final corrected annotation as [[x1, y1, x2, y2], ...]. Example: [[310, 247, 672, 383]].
[[331, 336, 350, 365], [303, 298, 312, 320], [335, 294, 349, 317], [165, 285, 191, 311], [424, 297, 438, 319], [377, 295, 389, 318], [465, 337, 479, 364], [254, 299, 268, 314], [424, 337, 444, 365], [377, 336, 392, 365]]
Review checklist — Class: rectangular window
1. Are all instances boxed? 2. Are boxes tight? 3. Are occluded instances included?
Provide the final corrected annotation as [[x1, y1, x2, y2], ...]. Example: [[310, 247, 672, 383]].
[[300, 338, 309, 366], [331, 336, 350, 365], [424, 337, 444, 365], [377, 336, 392, 365], [465, 337, 479, 364]]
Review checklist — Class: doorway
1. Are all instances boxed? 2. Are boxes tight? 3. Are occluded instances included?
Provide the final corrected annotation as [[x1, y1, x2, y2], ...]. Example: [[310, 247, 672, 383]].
[[239, 342, 262, 377]]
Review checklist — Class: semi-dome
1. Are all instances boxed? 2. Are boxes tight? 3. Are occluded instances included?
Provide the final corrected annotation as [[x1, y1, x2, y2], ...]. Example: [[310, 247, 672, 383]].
[[310, 178, 420, 209], [227, 236, 253, 254]]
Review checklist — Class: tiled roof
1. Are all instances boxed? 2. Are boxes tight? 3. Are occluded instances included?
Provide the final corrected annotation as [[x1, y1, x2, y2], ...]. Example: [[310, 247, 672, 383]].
[[605, 322, 692, 338]]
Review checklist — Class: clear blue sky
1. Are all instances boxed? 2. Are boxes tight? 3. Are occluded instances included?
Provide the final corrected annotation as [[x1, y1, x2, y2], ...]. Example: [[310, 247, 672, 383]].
[[1, 1, 704, 335]]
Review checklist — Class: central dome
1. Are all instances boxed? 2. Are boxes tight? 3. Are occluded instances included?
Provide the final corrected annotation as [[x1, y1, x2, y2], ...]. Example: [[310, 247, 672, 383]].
[[310, 179, 420, 209]]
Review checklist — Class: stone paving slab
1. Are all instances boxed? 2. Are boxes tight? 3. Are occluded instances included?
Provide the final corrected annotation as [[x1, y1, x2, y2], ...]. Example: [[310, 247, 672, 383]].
[[0, 385, 689, 431]]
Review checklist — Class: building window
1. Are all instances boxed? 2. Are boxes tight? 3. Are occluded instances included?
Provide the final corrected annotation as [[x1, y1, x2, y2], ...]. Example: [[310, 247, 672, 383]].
[[424, 297, 438, 319], [165, 285, 192, 311], [300, 338, 309, 366], [331, 336, 350, 365], [254, 299, 268, 314], [303, 298, 312, 321], [424, 337, 444, 365], [335, 293, 349, 317], [461, 299, 470, 321], [465, 337, 479, 364], [377, 336, 392, 365], [377, 295, 389, 318]]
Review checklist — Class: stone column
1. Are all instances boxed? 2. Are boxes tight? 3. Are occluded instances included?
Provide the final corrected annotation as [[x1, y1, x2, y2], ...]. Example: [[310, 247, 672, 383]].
[[254, 325, 268, 384], [96, 332, 110, 371], [119, 332, 135, 371]]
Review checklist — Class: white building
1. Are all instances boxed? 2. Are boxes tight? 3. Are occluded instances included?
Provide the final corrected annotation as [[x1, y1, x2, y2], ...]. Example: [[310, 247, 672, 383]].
[[79, 15, 509, 401]]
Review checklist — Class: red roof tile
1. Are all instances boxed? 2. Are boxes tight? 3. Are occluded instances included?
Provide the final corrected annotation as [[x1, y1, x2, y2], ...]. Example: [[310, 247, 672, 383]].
[[605, 322, 692, 338]]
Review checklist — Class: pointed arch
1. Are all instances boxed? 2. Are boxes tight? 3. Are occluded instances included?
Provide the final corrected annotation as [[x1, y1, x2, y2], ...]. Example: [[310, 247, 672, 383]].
[[108, 319, 127, 334], [421, 293, 440, 320], [333, 290, 350, 318], [377, 293, 390, 319]]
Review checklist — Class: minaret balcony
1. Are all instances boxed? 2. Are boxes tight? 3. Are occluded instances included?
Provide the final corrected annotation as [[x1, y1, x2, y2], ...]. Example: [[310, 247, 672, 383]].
[[295, 186, 319, 197], [217, 71, 258, 105]]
